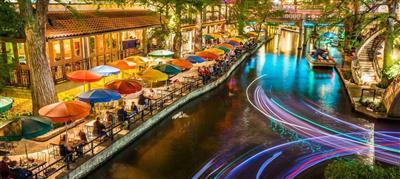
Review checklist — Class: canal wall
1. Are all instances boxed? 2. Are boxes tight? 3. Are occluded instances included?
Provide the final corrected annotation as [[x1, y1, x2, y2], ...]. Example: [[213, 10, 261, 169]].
[[63, 41, 266, 179]]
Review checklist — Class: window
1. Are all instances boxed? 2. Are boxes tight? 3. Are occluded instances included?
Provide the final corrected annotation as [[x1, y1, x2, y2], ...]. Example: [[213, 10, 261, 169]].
[[53, 41, 62, 61], [5, 43, 13, 64], [64, 39, 72, 60], [73, 38, 80, 57], [111, 33, 118, 49], [17, 43, 26, 64], [89, 36, 96, 54], [97, 35, 104, 53]]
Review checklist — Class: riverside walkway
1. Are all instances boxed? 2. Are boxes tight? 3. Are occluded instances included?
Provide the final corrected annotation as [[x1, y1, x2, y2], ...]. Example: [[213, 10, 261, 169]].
[[8, 39, 265, 179]]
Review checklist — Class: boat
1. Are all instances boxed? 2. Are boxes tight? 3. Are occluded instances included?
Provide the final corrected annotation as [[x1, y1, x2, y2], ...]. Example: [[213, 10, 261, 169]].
[[306, 53, 336, 68]]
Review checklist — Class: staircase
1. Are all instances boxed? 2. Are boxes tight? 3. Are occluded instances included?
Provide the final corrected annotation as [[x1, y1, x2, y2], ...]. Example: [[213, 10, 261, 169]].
[[352, 31, 382, 85]]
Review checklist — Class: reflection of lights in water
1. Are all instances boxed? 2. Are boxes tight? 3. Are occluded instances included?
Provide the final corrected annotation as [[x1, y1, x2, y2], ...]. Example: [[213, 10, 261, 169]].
[[281, 32, 297, 54]]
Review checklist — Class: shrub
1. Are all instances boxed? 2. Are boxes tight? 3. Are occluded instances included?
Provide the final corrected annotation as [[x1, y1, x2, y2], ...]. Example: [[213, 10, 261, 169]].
[[325, 158, 400, 179]]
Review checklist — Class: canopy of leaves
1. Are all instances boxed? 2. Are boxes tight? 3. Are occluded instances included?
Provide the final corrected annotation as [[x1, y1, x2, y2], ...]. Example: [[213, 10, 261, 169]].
[[0, 1, 23, 38]]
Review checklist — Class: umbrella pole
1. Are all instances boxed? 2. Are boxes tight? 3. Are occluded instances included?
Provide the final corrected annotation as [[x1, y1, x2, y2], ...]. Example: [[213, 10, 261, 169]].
[[25, 143, 28, 159], [65, 122, 68, 141]]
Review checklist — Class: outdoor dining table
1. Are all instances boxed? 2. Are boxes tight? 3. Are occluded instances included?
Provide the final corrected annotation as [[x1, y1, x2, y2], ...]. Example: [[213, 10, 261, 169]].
[[23, 159, 47, 172]]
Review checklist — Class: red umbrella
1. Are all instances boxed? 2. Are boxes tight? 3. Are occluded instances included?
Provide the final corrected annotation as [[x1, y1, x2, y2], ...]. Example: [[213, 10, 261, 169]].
[[67, 70, 102, 83], [38, 101, 91, 123], [195, 51, 220, 60], [105, 79, 143, 94]]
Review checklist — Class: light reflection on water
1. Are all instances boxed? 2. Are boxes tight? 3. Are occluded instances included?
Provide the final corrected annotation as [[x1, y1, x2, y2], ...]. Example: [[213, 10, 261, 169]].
[[87, 31, 398, 179]]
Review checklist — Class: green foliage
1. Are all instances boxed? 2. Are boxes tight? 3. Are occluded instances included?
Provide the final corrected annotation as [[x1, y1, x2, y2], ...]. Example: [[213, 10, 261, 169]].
[[325, 158, 400, 179], [384, 60, 400, 80], [0, 1, 23, 38]]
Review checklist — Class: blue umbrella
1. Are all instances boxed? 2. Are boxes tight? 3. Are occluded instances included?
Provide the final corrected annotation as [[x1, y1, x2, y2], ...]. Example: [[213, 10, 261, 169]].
[[187, 56, 205, 64], [226, 41, 238, 47], [77, 89, 121, 103], [90, 65, 120, 77]]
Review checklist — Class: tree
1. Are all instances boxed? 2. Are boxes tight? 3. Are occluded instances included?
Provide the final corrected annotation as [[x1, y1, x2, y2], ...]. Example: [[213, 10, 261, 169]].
[[0, 0, 57, 115], [230, 0, 254, 35], [246, 0, 284, 39], [319, 0, 400, 79], [188, 0, 220, 51]]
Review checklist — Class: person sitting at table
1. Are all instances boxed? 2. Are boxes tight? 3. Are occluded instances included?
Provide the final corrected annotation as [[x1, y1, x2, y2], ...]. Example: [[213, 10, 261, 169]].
[[76, 130, 87, 158], [130, 102, 139, 115], [105, 111, 115, 127], [93, 117, 107, 138], [138, 92, 147, 108], [59, 135, 74, 163], [117, 106, 128, 122], [0, 156, 10, 179]]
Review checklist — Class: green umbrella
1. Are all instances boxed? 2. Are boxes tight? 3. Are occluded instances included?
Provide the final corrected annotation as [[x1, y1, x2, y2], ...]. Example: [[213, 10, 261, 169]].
[[215, 46, 231, 53], [148, 50, 175, 58], [0, 116, 53, 142], [153, 64, 182, 76], [0, 96, 13, 113], [203, 34, 215, 40]]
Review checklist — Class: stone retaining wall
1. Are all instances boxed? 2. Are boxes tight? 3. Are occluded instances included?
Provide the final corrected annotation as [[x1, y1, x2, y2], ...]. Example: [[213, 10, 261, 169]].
[[63, 42, 266, 179]]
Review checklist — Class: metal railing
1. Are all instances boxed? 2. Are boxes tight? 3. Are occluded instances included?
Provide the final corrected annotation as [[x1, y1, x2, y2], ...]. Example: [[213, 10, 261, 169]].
[[30, 45, 257, 179]]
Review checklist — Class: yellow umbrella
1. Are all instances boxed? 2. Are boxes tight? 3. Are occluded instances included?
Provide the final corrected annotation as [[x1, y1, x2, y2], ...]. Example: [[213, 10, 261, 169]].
[[125, 56, 145, 65], [205, 48, 225, 56], [209, 33, 223, 38], [139, 68, 168, 82], [229, 37, 245, 43], [247, 31, 257, 37]]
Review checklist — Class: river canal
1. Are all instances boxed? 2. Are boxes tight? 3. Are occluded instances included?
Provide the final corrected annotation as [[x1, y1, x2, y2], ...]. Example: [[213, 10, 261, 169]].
[[87, 31, 400, 179]]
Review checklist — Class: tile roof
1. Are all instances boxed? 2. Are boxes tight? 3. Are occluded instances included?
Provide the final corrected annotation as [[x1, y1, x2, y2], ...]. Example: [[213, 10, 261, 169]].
[[46, 10, 161, 39]]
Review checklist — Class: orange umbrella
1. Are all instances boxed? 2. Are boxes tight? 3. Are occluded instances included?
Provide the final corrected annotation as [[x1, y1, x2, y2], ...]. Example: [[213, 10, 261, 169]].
[[169, 59, 193, 70], [125, 56, 145, 66], [105, 79, 143, 94], [217, 43, 235, 50], [205, 48, 225, 56], [110, 60, 136, 70], [195, 51, 220, 60], [67, 70, 102, 83], [247, 31, 257, 37], [39, 101, 90, 123]]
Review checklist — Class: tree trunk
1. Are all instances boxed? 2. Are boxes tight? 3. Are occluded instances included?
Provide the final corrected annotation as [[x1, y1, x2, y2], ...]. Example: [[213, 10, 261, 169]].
[[383, 1, 398, 71], [173, 1, 182, 58], [194, 8, 203, 52], [18, 0, 57, 115]]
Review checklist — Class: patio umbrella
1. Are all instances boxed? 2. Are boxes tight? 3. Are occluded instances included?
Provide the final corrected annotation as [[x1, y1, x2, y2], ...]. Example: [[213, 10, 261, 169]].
[[0, 116, 52, 158], [227, 41, 239, 47], [39, 101, 90, 123], [77, 89, 121, 104], [0, 96, 13, 113], [195, 51, 220, 60], [205, 48, 225, 56], [203, 34, 216, 40], [169, 59, 193, 70], [139, 68, 168, 82], [125, 56, 146, 67], [0, 116, 52, 142], [67, 70, 102, 83], [90, 65, 120, 77], [247, 31, 257, 38], [218, 43, 235, 50], [105, 79, 143, 95], [215, 46, 231, 53], [110, 60, 136, 70], [186, 56, 205, 64], [229, 38, 244, 44], [153, 64, 182, 76], [148, 50, 174, 58]]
